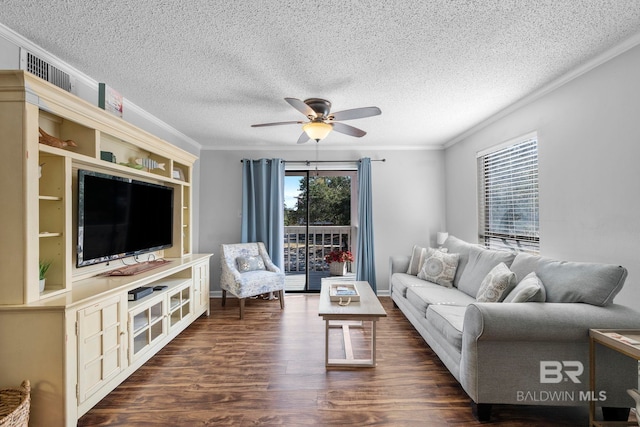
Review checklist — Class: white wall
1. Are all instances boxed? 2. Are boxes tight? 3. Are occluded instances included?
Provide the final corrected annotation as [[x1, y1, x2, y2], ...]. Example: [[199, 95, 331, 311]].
[[445, 43, 640, 308], [199, 147, 446, 294]]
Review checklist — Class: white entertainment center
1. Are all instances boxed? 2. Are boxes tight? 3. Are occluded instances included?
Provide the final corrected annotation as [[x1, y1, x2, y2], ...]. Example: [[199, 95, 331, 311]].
[[0, 70, 212, 427]]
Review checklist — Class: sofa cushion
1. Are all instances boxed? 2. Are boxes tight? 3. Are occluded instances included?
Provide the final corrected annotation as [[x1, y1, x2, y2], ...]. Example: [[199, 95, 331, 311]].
[[510, 253, 627, 306], [539, 259, 627, 306], [509, 252, 539, 282], [417, 247, 459, 288], [391, 273, 432, 298], [406, 285, 475, 317], [406, 245, 427, 275], [476, 262, 517, 302], [442, 235, 478, 287], [504, 272, 546, 302], [456, 246, 517, 298], [426, 304, 466, 351]]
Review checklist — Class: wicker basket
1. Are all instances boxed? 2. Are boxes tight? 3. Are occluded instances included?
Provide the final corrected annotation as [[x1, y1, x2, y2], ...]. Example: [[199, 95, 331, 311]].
[[0, 380, 30, 427]]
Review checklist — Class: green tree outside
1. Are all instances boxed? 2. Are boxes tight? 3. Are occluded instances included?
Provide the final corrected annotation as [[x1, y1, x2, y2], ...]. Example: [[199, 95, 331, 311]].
[[285, 176, 351, 226]]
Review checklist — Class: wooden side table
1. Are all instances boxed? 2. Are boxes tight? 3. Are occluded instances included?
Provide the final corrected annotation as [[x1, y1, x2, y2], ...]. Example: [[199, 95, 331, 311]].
[[589, 329, 640, 426]]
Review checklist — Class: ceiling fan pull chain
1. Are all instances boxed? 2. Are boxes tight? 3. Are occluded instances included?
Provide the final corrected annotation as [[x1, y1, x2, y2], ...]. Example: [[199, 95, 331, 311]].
[[315, 140, 320, 176]]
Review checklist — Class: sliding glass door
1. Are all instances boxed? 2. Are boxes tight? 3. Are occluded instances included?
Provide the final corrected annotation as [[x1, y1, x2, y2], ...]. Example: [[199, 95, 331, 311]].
[[284, 170, 356, 292]]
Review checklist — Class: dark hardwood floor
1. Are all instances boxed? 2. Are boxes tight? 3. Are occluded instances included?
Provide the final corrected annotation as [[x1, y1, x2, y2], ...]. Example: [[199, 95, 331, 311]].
[[78, 295, 615, 426]]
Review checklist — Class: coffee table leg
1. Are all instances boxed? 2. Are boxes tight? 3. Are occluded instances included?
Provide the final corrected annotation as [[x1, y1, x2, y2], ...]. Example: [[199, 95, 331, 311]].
[[372, 320, 377, 366], [325, 319, 329, 367]]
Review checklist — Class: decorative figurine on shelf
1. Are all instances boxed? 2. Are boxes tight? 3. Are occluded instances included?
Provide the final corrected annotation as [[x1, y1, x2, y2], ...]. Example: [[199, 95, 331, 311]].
[[118, 162, 144, 170], [38, 127, 77, 148], [135, 158, 165, 172]]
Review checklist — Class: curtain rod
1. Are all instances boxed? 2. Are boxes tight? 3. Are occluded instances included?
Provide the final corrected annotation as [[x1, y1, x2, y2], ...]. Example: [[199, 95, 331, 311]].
[[240, 159, 386, 163]]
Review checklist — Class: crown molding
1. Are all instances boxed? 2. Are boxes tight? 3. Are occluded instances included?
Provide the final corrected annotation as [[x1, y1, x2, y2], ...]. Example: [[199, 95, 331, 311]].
[[202, 143, 444, 151], [443, 31, 640, 149]]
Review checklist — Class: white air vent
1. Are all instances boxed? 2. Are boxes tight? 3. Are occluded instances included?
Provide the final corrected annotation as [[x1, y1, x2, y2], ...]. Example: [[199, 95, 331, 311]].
[[20, 49, 72, 92]]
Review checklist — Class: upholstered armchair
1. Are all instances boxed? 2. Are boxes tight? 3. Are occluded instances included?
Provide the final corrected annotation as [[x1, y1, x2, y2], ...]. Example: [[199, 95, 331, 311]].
[[220, 242, 285, 319]]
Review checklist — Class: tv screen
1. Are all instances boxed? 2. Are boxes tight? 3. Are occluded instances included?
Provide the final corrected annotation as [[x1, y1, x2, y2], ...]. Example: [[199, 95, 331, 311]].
[[77, 170, 174, 267]]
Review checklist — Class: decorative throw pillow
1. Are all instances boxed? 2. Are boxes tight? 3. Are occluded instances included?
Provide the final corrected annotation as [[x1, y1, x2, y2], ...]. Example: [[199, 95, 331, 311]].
[[504, 272, 546, 303], [417, 247, 459, 288], [476, 262, 517, 302], [406, 245, 427, 275], [236, 255, 265, 272]]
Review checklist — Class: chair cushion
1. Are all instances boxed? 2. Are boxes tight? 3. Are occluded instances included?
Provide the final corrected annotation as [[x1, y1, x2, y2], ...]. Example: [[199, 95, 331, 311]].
[[233, 270, 285, 298], [476, 262, 517, 302], [236, 255, 265, 272], [417, 247, 459, 288], [504, 272, 546, 303]]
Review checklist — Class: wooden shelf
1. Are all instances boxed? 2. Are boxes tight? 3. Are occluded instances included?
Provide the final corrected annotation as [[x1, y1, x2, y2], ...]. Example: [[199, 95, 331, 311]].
[[39, 232, 62, 238], [0, 69, 207, 427]]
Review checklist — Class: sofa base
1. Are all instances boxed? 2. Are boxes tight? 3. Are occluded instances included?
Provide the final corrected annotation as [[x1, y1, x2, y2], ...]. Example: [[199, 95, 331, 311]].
[[602, 407, 630, 422], [471, 402, 492, 422]]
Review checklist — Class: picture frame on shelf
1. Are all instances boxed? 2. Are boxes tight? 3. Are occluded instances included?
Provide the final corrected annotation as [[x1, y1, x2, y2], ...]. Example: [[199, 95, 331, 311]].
[[98, 83, 123, 118], [173, 167, 185, 181]]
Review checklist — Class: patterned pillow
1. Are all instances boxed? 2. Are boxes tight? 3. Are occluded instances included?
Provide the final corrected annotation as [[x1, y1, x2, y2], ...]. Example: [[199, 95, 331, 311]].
[[504, 272, 546, 303], [236, 255, 265, 272], [417, 247, 459, 288], [476, 262, 517, 302], [406, 245, 427, 275]]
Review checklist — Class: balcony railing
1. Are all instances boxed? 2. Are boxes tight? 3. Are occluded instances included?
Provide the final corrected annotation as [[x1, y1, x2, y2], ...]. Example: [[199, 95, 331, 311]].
[[284, 225, 353, 274]]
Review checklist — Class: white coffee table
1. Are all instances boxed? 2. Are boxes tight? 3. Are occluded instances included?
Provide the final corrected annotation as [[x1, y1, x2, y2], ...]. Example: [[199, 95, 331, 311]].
[[318, 281, 387, 367]]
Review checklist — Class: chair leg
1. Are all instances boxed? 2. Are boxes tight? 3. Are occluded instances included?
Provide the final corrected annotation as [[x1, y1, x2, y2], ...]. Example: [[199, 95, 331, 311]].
[[239, 298, 245, 319], [278, 290, 284, 309], [221, 290, 226, 307]]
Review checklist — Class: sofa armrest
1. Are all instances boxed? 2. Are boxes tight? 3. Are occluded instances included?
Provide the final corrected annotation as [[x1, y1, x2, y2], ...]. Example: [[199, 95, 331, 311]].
[[389, 255, 410, 275], [389, 255, 410, 292], [460, 302, 640, 406], [464, 302, 640, 342]]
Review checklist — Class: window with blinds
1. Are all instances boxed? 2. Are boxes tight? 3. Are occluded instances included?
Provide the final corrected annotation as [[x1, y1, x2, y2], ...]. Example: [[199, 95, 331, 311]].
[[477, 135, 539, 253]]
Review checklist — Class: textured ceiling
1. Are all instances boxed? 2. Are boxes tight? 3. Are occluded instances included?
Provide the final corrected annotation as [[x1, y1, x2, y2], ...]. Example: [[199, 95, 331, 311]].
[[1, 1, 640, 149]]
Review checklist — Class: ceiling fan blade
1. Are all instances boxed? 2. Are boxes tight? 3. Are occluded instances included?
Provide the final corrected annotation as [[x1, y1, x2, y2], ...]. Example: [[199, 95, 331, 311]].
[[331, 122, 366, 138], [329, 106, 381, 121], [285, 98, 317, 118], [296, 132, 310, 144], [251, 121, 304, 127]]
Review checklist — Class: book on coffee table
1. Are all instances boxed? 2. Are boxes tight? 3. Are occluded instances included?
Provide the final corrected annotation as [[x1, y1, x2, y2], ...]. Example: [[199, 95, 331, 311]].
[[329, 284, 360, 301]]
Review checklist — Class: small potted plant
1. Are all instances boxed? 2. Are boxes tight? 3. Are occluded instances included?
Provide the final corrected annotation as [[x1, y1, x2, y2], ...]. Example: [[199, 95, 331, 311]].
[[325, 250, 354, 276], [39, 260, 52, 293]]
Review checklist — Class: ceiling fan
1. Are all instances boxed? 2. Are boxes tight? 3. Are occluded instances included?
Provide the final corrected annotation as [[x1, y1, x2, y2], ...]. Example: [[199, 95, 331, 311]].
[[251, 98, 381, 144]]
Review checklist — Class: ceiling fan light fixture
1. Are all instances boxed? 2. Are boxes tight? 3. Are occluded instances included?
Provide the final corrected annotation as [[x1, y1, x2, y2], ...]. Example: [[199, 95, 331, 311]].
[[303, 122, 332, 142]]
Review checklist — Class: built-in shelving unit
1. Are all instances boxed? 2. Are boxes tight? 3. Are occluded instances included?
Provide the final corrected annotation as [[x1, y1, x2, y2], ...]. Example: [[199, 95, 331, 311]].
[[0, 70, 212, 427]]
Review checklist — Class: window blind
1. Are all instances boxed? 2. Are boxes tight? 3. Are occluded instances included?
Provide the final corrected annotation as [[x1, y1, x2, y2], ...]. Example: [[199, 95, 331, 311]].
[[478, 137, 539, 253]]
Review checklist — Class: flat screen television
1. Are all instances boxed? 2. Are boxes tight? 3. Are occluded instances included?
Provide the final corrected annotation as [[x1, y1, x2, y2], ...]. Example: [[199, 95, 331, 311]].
[[77, 169, 174, 267]]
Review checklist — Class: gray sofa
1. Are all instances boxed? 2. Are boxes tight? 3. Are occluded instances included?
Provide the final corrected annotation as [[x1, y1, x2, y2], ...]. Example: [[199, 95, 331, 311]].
[[389, 235, 640, 421]]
